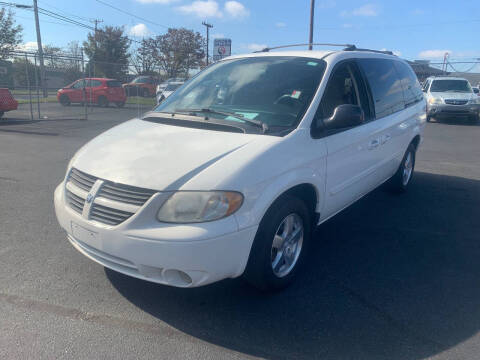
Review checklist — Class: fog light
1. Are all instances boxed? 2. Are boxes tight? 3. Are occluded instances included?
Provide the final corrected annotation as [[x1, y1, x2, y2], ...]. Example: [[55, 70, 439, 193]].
[[164, 269, 193, 287]]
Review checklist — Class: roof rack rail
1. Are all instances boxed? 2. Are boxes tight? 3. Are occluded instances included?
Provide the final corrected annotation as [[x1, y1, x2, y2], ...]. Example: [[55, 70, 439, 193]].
[[343, 45, 395, 55], [254, 43, 356, 53]]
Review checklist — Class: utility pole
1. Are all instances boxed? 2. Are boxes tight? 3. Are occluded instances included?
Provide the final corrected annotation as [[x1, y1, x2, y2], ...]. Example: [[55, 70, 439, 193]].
[[33, 0, 47, 97], [91, 19, 103, 77], [308, 0, 315, 50], [202, 21, 213, 66]]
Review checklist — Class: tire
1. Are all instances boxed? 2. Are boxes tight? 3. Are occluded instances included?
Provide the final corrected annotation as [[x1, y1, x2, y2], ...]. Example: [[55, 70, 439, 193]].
[[98, 96, 108, 107], [115, 101, 125, 108], [244, 195, 312, 291], [59, 95, 71, 106], [387, 143, 416, 193], [426, 115, 431, 123]]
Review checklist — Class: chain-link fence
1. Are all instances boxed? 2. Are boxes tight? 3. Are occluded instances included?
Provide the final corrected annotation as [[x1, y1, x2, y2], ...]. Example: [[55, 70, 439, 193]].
[[0, 50, 156, 122], [1, 51, 479, 123]]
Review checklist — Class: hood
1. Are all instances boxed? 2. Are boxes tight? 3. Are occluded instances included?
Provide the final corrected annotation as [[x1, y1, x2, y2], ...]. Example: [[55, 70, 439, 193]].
[[163, 91, 174, 98], [72, 119, 258, 191], [430, 92, 475, 100]]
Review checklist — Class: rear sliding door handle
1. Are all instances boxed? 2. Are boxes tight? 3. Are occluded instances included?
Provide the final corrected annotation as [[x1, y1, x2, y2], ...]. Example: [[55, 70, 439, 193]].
[[368, 139, 380, 150]]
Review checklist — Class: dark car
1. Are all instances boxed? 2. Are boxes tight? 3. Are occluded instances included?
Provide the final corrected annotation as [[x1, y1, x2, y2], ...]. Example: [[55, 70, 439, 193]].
[[123, 76, 157, 97]]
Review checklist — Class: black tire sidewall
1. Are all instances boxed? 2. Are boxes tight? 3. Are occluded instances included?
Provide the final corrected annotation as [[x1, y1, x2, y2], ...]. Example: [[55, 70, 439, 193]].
[[98, 96, 108, 107], [244, 195, 312, 291], [392, 144, 416, 192], [60, 95, 70, 106]]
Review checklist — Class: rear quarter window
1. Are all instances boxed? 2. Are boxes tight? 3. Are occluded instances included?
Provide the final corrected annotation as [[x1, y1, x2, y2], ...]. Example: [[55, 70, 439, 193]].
[[107, 81, 122, 87], [358, 58, 405, 119], [393, 61, 423, 107]]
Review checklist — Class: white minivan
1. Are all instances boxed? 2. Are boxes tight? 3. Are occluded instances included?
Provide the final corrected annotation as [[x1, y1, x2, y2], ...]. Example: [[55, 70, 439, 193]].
[[54, 46, 426, 290]]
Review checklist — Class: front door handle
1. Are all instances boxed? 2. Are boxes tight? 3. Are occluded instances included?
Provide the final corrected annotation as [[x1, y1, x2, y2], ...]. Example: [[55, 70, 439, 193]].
[[368, 139, 380, 150]]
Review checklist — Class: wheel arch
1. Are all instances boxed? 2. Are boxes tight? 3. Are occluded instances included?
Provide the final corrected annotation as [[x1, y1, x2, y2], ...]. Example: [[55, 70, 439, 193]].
[[410, 134, 421, 151]]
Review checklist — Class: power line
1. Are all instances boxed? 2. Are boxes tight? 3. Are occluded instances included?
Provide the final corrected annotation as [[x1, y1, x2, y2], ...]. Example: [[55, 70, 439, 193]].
[[95, 0, 169, 29], [37, 0, 91, 22]]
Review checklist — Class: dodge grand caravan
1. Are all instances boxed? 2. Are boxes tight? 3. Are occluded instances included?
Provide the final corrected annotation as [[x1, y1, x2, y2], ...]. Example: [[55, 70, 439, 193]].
[[54, 46, 426, 290]]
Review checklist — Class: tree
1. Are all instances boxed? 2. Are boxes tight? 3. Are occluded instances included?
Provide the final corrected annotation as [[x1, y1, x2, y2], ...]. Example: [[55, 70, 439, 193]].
[[144, 28, 204, 78], [83, 26, 130, 79], [0, 8, 23, 59], [131, 39, 157, 75]]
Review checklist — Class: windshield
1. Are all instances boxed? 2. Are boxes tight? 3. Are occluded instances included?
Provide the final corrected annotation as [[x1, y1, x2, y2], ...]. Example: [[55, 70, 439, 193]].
[[430, 80, 472, 93], [132, 77, 150, 84], [154, 56, 326, 131], [165, 83, 182, 91]]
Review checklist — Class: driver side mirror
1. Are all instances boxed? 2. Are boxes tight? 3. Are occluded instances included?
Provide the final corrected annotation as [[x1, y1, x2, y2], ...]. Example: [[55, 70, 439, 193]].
[[323, 104, 365, 130]]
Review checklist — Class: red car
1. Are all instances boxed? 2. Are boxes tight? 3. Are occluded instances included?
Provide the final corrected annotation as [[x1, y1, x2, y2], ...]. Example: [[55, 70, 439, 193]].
[[123, 76, 157, 97], [57, 78, 126, 107], [0, 88, 18, 118]]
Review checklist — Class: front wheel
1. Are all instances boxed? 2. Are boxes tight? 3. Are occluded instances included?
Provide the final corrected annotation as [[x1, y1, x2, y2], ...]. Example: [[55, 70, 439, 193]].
[[115, 101, 125, 108], [97, 96, 108, 107], [59, 95, 71, 106], [244, 195, 311, 291], [387, 143, 416, 193]]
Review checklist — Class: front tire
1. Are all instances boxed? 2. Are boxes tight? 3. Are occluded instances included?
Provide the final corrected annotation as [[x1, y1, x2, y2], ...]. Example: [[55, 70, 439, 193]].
[[388, 143, 416, 193], [59, 95, 71, 106], [244, 195, 311, 291], [97, 96, 108, 107]]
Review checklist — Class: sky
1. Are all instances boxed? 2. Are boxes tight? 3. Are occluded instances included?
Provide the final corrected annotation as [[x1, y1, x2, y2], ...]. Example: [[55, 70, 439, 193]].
[[11, 0, 480, 71]]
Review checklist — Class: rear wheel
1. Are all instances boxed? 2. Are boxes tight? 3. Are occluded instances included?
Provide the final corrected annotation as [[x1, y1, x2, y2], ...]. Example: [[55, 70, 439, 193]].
[[426, 115, 432, 123], [388, 143, 416, 193], [98, 96, 108, 107], [115, 101, 125, 108], [59, 94, 70, 106], [244, 195, 311, 291]]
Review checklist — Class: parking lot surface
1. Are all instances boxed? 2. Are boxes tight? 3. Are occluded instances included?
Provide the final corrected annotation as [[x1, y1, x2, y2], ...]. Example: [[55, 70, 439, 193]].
[[0, 107, 479, 359]]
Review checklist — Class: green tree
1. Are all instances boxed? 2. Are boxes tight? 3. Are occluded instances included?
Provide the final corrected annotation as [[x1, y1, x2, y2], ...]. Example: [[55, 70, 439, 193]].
[[83, 26, 130, 79], [143, 28, 204, 78], [0, 8, 23, 59]]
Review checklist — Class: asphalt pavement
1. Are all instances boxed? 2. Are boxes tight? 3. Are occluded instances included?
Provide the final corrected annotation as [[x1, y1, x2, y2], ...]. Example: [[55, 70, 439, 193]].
[[0, 106, 479, 359]]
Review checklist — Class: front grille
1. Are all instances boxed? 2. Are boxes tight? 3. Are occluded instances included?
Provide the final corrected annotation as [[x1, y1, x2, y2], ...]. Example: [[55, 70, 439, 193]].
[[65, 168, 156, 225], [444, 99, 468, 105], [65, 189, 84, 214], [97, 182, 156, 206]]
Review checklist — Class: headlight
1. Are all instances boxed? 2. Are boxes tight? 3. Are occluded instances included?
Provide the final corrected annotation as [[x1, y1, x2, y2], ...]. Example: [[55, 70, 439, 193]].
[[469, 97, 480, 104], [157, 191, 243, 223], [428, 97, 443, 105]]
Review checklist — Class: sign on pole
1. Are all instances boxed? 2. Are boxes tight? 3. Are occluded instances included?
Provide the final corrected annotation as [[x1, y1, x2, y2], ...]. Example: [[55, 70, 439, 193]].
[[213, 38, 232, 62]]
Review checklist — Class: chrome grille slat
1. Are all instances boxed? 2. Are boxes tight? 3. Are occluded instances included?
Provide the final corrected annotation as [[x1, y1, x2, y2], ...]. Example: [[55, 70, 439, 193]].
[[66, 168, 156, 225], [444, 99, 468, 105]]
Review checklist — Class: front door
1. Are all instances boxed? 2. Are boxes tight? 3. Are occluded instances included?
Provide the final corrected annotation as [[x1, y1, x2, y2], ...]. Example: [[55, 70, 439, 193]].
[[315, 61, 382, 220]]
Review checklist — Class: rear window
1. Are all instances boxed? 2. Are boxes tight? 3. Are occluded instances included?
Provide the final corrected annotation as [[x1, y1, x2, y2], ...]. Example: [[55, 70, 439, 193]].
[[393, 61, 423, 107], [107, 81, 122, 87], [165, 84, 182, 91], [358, 58, 405, 119]]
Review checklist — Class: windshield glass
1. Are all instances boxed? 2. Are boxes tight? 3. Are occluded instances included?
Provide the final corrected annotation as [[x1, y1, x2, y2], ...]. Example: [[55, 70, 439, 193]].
[[165, 83, 182, 91], [430, 80, 472, 93], [154, 56, 326, 130], [132, 77, 149, 84]]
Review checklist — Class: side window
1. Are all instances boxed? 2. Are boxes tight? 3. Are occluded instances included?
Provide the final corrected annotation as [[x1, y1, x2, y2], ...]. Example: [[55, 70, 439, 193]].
[[91, 80, 102, 87], [357, 58, 405, 119], [72, 80, 84, 89], [318, 62, 359, 119], [314, 61, 371, 130], [394, 61, 423, 107]]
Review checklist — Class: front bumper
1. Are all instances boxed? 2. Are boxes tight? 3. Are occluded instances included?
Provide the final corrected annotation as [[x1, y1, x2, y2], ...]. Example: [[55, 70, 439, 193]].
[[54, 184, 258, 287], [428, 103, 480, 117]]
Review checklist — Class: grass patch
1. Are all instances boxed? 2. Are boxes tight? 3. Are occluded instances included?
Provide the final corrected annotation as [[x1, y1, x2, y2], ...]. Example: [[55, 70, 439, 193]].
[[126, 96, 156, 106], [17, 96, 58, 104]]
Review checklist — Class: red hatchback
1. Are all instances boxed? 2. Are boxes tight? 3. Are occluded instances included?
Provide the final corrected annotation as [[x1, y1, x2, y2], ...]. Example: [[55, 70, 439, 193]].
[[0, 88, 18, 118], [57, 78, 126, 107]]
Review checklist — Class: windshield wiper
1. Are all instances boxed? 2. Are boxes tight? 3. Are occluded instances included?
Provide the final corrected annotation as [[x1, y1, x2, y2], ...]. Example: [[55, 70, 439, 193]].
[[175, 108, 269, 133]]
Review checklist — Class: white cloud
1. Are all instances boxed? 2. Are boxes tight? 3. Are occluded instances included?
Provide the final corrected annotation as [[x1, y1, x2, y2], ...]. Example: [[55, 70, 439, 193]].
[[341, 3, 379, 17], [419, 49, 451, 59], [177, 0, 223, 18], [17, 41, 38, 51], [342, 23, 353, 28], [212, 33, 225, 38], [136, 0, 179, 3], [224, 1, 249, 18], [276, 22, 286, 28], [128, 23, 150, 37], [247, 43, 267, 52]]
